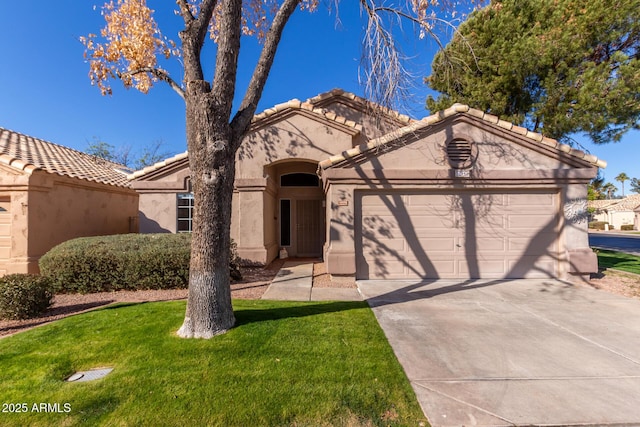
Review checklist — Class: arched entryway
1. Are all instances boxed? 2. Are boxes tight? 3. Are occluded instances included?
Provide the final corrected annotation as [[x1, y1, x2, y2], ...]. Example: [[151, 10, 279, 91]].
[[267, 160, 325, 258]]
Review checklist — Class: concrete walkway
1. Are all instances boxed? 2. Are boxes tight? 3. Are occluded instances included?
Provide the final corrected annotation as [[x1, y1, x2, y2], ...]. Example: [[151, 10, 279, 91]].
[[261, 260, 362, 301]]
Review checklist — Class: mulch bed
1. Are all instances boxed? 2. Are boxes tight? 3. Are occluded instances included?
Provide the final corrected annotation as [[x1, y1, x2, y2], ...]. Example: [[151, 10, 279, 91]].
[[0, 261, 284, 338], [3, 260, 636, 338]]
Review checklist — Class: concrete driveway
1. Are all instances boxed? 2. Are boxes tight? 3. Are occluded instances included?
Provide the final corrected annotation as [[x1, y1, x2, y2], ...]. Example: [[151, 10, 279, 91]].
[[357, 279, 640, 426]]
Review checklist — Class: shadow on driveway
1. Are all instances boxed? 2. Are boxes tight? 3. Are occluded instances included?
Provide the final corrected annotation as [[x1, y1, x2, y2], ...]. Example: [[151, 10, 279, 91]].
[[358, 278, 640, 426]]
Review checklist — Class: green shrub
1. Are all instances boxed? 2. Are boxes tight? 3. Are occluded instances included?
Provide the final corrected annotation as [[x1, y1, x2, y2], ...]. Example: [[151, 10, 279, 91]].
[[39, 234, 242, 294], [0, 274, 53, 320], [621, 224, 635, 231], [588, 221, 609, 230]]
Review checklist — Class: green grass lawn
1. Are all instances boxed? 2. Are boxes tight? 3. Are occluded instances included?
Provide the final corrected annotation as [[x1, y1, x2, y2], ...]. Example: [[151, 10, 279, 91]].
[[596, 249, 640, 275], [0, 300, 426, 427]]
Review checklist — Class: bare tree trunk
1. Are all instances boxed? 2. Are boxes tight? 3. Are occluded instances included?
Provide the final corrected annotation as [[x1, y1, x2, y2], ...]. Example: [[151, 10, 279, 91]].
[[174, 0, 299, 338], [177, 81, 237, 338]]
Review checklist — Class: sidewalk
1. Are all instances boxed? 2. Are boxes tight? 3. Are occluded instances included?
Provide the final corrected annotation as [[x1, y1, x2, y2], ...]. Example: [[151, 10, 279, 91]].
[[261, 260, 362, 302]]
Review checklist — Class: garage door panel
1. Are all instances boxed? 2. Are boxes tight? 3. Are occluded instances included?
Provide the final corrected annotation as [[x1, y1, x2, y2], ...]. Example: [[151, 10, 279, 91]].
[[362, 237, 405, 253], [475, 217, 506, 231], [357, 190, 559, 280], [407, 194, 455, 208], [416, 258, 455, 276], [508, 214, 556, 229], [469, 237, 506, 252], [362, 194, 405, 207], [507, 193, 555, 206], [362, 219, 400, 240], [507, 257, 557, 278], [458, 259, 507, 278], [508, 235, 557, 253], [364, 260, 424, 280], [372, 259, 410, 277], [419, 237, 456, 251], [408, 214, 456, 229]]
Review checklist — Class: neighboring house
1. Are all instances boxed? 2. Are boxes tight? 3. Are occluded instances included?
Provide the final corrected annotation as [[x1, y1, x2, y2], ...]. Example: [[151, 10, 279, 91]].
[[589, 195, 640, 230], [130, 89, 604, 281], [0, 127, 139, 275], [636, 204, 640, 231]]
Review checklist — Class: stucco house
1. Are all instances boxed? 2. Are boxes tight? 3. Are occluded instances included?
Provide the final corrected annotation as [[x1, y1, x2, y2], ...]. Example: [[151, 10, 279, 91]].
[[130, 89, 604, 281], [589, 195, 640, 230], [0, 127, 139, 275]]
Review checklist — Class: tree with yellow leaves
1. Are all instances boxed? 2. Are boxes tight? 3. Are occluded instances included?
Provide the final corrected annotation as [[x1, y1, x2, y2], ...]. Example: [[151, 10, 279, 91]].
[[83, 0, 476, 338]]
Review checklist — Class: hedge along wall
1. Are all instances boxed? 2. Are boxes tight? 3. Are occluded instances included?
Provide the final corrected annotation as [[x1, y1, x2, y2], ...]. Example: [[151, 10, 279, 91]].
[[39, 234, 241, 294]]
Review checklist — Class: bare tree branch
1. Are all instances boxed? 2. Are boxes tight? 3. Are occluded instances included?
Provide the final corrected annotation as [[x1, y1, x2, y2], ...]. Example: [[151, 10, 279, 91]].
[[359, 0, 479, 112], [211, 0, 243, 122], [359, 0, 412, 111], [195, 0, 217, 48], [117, 67, 186, 100], [231, 0, 301, 143], [176, 0, 195, 23], [181, 0, 217, 84]]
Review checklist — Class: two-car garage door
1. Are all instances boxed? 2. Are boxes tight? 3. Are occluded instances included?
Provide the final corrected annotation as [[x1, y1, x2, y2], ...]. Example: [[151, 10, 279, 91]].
[[356, 190, 560, 280]]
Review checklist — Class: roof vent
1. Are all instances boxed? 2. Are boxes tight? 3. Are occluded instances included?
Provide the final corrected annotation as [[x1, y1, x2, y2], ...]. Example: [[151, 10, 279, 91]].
[[446, 138, 476, 169]]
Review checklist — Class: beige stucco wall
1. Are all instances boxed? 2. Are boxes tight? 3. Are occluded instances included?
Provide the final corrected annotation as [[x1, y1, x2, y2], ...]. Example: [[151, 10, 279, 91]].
[[132, 162, 190, 234], [134, 112, 360, 265], [322, 117, 599, 281], [347, 120, 575, 173], [26, 172, 138, 273], [237, 113, 357, 178], [138, 192, 177, 233], [592, 210, 635, 230], [0, 168, 138, 275], [312, 98, 406, 141]]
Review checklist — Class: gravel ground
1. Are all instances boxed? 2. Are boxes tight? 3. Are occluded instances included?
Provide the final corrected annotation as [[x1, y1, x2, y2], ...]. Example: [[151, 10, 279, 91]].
[[1, 262, 637, 338], [578, 269, 640, 299], [0, 262, 282, 338], [312, 261, 357, 288]]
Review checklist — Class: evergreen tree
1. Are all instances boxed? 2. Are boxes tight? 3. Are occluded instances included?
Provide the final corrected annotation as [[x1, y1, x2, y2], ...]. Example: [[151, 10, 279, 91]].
[[426, 0, 640, 144]]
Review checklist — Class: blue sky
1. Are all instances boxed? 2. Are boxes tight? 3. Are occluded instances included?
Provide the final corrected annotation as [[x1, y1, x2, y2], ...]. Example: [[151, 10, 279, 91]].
[[0, 1, 637, 194]]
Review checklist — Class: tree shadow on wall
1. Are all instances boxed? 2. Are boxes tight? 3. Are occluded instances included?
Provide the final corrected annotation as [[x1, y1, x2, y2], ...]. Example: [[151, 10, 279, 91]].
[[237, 120, 341, 165], [332, 120, 590, 301]]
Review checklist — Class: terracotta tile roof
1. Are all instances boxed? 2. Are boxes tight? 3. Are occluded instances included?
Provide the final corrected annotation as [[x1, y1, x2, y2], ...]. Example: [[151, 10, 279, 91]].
[[319, 103, 608, 170], [307, 88, 415, 126], [128, 151, 188, 180], [588, 199, 619, 210], [251, 98, 363, 132], [0, 127, 131, 187], [617, 194, 640, 210], [590, 195, 640, 211]]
